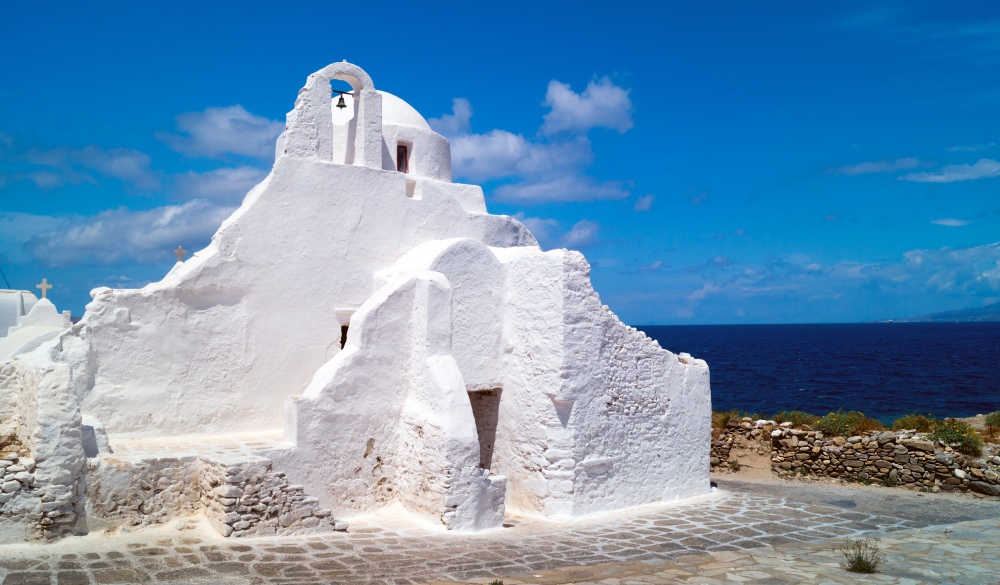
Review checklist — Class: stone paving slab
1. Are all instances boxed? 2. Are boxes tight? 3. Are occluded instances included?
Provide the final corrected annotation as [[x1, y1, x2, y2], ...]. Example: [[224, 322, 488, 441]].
[[451, 518, 1000, 585], [0, 479, 997, 584]]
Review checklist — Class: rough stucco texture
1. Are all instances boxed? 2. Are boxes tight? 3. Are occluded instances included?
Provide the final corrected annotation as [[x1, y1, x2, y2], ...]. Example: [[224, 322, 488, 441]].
[[0, 61, 710, 539]]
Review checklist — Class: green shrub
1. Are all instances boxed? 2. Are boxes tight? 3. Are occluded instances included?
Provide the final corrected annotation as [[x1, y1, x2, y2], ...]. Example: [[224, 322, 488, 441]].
[[892, 413, 936, 432], [928, 418, 982, 456], [840, 537, 885, 573], [712, 410, 739, 428], [815, 410, 884, 437], [773, 410, 819, 427], [711, 409, 766, 429], [985, 411, 1000, 438]]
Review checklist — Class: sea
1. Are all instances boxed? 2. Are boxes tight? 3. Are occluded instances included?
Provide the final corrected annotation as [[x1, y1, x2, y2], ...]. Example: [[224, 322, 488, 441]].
[[638, 322, 1000, 423]]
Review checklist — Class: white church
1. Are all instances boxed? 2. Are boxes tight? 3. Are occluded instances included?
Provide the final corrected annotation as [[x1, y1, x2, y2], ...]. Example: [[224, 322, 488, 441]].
[[0, 62, 710, 541]]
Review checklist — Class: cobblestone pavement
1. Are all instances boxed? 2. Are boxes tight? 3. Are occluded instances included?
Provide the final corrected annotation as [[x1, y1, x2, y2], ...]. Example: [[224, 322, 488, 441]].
[[0, 478, 997, 585], [449, 518, 1000, 585]]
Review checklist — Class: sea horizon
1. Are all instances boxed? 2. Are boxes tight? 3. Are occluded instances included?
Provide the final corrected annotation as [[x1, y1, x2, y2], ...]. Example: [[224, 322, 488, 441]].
[[639, 322, 1000, 423]]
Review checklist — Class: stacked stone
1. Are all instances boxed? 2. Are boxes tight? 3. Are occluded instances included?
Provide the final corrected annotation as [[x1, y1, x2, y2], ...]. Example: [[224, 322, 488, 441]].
[[709, 421, 1000, 498], [86, 456, 203, 528], [710, 433, 733, 470], [710, 417, 770, 470], [768, 428, 1000, 497], [0, 452, 81, 541], [0, 453, 45, 538], [201, 458, 340, 538], [0, 454, 35, 503]]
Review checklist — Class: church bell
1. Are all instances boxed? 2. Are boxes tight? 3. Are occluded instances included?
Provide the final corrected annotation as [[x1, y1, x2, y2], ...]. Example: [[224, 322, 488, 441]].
[[336, 95, 347, 109]]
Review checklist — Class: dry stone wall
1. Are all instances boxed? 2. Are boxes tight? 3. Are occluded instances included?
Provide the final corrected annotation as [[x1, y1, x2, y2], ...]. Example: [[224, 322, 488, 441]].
[[87, 452, 340, 537], [200, 457, 340, 537], [0, 349, 89, 544], [712, 418, 1000, 497]]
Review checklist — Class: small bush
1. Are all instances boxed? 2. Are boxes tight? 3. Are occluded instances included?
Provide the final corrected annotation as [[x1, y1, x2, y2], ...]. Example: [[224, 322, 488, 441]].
[[928, 418, 982, 456], [881, 474, 898, 487], [985, 411, 1000, 439], [712, 410, 740, 429], [773, 410, 819, 427], [711, 409, 766, 429], [728, 460, 741, 472], [489, 581, 504, 585], [840, 537, 885, 573], [815, 410, 885, 437], [892, 413, 936, 433]]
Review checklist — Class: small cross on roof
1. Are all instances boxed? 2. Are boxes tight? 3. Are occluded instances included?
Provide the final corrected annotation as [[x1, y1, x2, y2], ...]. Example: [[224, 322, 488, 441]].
[[36, 278, 52, 299]]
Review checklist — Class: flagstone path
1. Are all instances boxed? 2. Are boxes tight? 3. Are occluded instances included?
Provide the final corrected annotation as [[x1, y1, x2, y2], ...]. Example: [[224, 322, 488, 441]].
[[0, 478, 996, 584]]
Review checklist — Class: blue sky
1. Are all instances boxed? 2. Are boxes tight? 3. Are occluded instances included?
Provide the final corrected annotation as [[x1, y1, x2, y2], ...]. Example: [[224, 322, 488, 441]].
[[1, 2, 999, 324]]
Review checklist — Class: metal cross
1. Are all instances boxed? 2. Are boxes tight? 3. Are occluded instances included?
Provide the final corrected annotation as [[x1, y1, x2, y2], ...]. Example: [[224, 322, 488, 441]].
[[36, 278, 52, 299], [174, 246, 187, 263]]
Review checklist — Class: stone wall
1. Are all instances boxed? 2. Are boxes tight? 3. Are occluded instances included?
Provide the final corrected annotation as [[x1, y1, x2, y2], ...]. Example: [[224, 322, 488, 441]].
[[712, 418, 1000, 497], [86, 456, 202, 528], [0, 347, 88, 544], [200, 457, 339, 537], [87, 453, 340, 537]]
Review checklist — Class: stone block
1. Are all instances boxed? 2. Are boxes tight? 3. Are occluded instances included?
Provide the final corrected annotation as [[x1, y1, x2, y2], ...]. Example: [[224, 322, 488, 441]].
[[969, 481, 1000, 497]]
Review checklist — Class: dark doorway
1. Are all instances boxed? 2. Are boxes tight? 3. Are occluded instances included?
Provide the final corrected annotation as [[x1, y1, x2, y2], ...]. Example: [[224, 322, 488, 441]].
[[467, 389, 501, 470]]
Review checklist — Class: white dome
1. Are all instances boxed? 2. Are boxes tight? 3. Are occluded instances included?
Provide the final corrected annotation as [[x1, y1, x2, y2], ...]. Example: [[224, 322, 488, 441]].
[[331, 90, 432, 131], [380, 91, 432, 131]]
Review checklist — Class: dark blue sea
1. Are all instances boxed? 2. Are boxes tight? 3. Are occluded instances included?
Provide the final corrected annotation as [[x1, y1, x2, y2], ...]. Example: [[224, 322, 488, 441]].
[[638, 323, 1000, 422]]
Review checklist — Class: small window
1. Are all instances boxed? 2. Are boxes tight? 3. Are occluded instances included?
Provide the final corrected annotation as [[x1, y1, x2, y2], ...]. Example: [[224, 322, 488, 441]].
[[396, 144, 409, 173]]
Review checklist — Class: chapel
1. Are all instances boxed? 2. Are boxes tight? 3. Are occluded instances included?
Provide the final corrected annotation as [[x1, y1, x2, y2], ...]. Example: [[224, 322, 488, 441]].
[[0, 62, 710, 541], [0, 283, 71, 363]]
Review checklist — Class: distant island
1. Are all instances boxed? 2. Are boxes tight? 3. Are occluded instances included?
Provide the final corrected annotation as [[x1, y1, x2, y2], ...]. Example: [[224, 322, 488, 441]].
[[888, 301, 1000, 323]]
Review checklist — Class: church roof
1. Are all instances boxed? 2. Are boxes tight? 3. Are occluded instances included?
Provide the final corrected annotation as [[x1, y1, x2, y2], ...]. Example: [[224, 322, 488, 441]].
[[331, 90, 433, 132]]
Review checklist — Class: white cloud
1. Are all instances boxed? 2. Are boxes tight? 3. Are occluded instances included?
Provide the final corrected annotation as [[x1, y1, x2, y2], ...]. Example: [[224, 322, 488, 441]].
[[449, 131, 593, 183], [873, 242, 1000, 294], [830, 157, 921, 175], [26, 200, 234, 267], [512, 213, 559, 246], [512, 214, 600, 250], [176, 166, 267, 205], [494, 175, 628, 204], [688, 283, 721, 301], [20, 145, 160, 190], [683, 242, 1000, 307], [900, 158, 1000, 183], [689, 190, 708, 205], [931, 218, 970, 227], [428, 98, 472, 137], [160, 105, 283, 160], [541, 77, 633, 135], [947, 142, 995, 152], [634, 194, 655, 212], [0, 212, 62, 264], [436, 76, 633, 204], [561, 220, 600, 249]]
